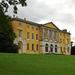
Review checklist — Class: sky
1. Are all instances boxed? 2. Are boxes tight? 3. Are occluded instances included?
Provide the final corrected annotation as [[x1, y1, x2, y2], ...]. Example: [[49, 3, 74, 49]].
[[6, 0, 75, 45]]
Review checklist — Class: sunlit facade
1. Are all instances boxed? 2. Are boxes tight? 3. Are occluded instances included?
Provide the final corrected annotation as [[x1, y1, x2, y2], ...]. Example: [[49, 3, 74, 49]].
[[11, 18, 71, 55]]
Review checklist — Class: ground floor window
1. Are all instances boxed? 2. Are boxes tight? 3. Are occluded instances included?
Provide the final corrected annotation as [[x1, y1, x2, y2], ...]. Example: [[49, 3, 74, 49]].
[[36, 44, 38, 51], [55, 45, 57, 52], [32, 44, 34, 50], [27, 43, 29, 50], [67, 47, 69, 53], [50, 44, 53, 52], [18, 42, 21, 49], [45, 44, 48, 52]]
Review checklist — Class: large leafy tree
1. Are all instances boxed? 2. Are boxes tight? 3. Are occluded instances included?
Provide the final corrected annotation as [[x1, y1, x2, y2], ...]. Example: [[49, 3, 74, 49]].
[[0, 0, 27, 53]]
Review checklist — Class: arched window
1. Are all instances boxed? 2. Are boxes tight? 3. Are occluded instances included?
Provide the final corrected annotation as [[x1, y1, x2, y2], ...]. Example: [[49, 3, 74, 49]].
[[50, 44, 53, 52], [55, 45, 57, 52], [45, 44, 48, 52]]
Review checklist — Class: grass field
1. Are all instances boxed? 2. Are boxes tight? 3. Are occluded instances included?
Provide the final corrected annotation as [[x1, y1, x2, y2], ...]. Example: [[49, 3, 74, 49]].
[[0, 53, 75, 75]]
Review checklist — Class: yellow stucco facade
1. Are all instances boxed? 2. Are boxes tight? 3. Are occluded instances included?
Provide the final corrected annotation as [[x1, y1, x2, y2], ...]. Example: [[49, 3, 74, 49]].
[[11, 18, 71, 55]]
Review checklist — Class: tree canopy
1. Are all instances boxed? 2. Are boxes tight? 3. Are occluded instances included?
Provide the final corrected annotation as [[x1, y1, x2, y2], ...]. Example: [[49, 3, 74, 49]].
[[0, 0, 27, 14]]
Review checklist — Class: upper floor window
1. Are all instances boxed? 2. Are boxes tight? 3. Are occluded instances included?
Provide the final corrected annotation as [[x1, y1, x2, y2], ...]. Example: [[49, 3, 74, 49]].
[[67, 39, 69, 44], [18, 30, 22, 37], [36, 28, 38, 31], [67, 34, 69, 37], [57, 33, 59, 42], [63, 39, 64, 44], [44, 29, 47, 38], [49, 31, 52, 39], [27, 32, 29, 39], [32, 27, 34, 30], [32, 33, 34, 39], [27, 26, 29, 29], [19, 23, 22, 27], [53, 32, 56, 40], [36, 34, 38, 40]]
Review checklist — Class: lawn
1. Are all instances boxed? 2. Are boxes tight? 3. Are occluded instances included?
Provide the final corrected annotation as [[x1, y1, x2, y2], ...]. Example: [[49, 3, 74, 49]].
[[0, 53, 75, 75]]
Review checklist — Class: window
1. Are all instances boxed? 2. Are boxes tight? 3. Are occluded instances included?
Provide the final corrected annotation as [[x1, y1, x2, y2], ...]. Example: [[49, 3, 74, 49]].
[[64, 47, 65, 53], [67, 39, 69, 44], [36, 34, 38, 40], [44, 29, 47, 38], [36, 28, 38, 31], [67, 47, 69, 53], [27, 43, 29, 50], [50, 44, 53, 52], [18, 30, 22, 37], [63, 39, 64, 44], [27, 32, 29, 39], [32, 33, 34, 39], [27, 26, 29, 29], [67, 34, 69, 37], [32, 27, 34, 30], [36, 44, 38, 51], [60, 47, 62, 52], [49, 31, 52, 39], [57, 33, 59, 42], [53, 32, 56, 40], [18, 43, 21, 49], [60, 39, 62, 43], [45, 44, 48, 52], [19, 23, 22, 27], [55, 45, 57, 52], [32, 44, 34, 50]]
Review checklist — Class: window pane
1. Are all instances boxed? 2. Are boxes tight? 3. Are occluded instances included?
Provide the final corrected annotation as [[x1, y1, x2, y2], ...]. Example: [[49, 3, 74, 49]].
[[49, 31, 52, 39], [36, 34, 38, 40], [36, 28, 38, 31], [19, 23, 22, 27], [44, 29, 47, 38], [27, 43, 29, 50], [32, 33, 34, 39], [18, 43, 21, 49], [19, 30, 22, 37], [32, 44, 34, 50], [27, 26, 29, 29], [53, 32, 56, 40], [27, 32, 29, 39], [36, 44, 38, 51]]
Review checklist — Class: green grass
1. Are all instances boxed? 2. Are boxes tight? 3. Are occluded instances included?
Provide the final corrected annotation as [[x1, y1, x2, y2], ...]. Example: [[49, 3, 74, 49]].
[[0, 53, 75, 75]]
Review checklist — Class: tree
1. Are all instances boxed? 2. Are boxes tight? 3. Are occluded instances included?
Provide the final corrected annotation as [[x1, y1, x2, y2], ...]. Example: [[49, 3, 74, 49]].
[[0, 0, 27, 53], [0, 0, 27, 14]]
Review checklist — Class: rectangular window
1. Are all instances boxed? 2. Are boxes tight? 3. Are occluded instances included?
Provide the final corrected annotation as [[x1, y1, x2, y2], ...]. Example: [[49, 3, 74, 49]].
[[49, 31, 52, 39], [63, 39, 64, 44], [44, 29, 47, 38], [36, 44, 38, 51], [60, 39, 62, 43], [60, 47, 62, 52], [27, 43, 29, 50], [67, 39, 69, 44], [27, 32, 29, 39], [57, 33, 59, 42], [53, 32, 56, 40], [27, 26, 29, 29], [32, 27, 34, 30], [32, 44, 34, 50], [32, 33, 34, 39], [36, 34, 38, 40], [67, 34, 69, 37], [19, 23, 22, 27], [18, 30, 22, 37], [36, 28, 38, 31]]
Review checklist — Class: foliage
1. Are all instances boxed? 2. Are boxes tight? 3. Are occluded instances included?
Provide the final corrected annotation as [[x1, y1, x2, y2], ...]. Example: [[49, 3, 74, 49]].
[[0, 0, 27, 53], [0, 32, 18, 53], [71, 46, 75, 55], [0, 0, 27, 14]]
